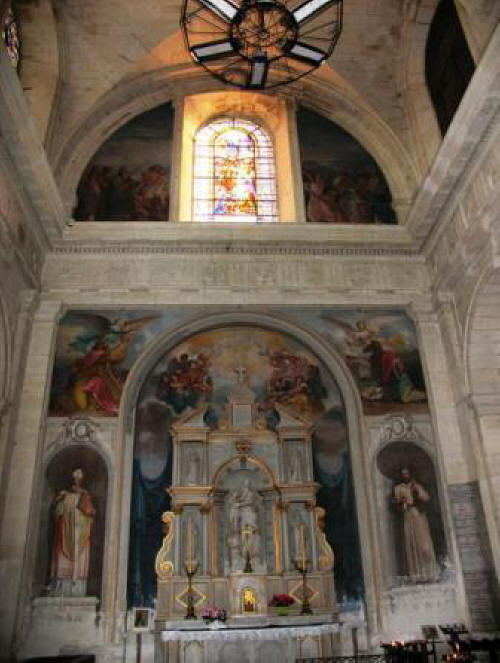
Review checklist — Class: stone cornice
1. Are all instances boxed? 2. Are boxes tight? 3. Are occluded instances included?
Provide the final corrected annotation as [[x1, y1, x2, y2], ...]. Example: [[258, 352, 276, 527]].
[[49, 240, 422, 259]]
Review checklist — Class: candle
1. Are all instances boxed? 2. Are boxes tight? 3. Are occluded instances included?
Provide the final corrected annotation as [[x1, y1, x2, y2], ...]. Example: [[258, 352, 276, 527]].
[[300, 523, 306, 569], [187, 519, 194, 571]]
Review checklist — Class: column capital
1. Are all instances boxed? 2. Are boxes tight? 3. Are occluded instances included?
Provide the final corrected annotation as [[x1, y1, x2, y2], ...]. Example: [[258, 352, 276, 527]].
[[33, 299, 64, 324], [405, 297, 437, 325]]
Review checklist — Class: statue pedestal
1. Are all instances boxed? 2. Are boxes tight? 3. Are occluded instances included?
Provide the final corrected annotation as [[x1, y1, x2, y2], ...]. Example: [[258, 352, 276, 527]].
[[17, 596, 101, 660]]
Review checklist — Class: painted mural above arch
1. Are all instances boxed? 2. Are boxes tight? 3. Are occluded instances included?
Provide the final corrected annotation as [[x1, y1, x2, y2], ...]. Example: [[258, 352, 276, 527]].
[[48, 307, 428, 420], [297, 107, 397, 224], [73, 102, 174, 222]]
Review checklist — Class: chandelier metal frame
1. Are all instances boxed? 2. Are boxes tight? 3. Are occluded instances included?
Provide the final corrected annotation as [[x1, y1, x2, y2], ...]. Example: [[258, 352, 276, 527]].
[[181, 0, 343, 90]]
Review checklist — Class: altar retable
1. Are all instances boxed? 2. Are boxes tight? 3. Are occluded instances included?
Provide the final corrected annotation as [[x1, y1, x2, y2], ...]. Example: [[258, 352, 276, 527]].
[[154, 370, 337, 660]]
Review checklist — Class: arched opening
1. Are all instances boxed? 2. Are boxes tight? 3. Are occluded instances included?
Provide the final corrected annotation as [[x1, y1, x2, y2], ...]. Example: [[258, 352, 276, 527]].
[[121, 318, 368, 617], [35, 444, 108, 599], [73, 103, 174, 222], [297, 107, 397, 224], [376, 441, 447, 585], [192, 117, 278, 223], [0, 294, 11, 418], [425, 0, 475, 136]]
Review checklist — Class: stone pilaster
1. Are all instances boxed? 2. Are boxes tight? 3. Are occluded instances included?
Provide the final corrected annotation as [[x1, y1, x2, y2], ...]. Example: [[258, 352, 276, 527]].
[[0, 298, 62, 658]]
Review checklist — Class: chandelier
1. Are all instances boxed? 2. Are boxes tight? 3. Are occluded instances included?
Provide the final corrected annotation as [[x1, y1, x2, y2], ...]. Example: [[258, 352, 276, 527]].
[[181, 0, 343, 90]]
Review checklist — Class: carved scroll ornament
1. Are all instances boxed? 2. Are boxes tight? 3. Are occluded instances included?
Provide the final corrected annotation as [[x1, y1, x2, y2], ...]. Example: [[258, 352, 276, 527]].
[[155, 511, 176, 579]]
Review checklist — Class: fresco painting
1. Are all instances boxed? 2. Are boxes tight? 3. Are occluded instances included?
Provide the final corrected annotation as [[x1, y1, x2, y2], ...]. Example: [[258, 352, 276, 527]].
[[49, 308, 427, 418], [48, 309, 429, 606], [73, 103, 173, 222], [297, 107, 397, 224], [49, 312, 162, 416]]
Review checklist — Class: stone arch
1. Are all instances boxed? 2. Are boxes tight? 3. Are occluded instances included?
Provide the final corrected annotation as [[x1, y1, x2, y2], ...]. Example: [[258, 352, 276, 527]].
[[212, 455, 276, 490], [35, 441, 109, 599], [396, 0, 442, 176], [53, 65, 418, 224], [0, 291, 12, 418], [17, 0, 61, 144], [367, 414, 449, 590], [44, 417, 115, 476], [465, 266, 500, 404], [374, 436, 447, 584], [108, 310, 379, 635]]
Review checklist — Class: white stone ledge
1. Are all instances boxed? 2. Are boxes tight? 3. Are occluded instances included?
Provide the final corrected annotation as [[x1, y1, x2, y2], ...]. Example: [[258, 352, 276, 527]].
[[60, 221, 417, 250]]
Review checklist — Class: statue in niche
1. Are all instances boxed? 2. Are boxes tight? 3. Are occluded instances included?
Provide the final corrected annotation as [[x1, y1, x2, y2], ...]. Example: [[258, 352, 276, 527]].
[[227, 478, 260, 572], [185, 449, 200, 485], [393, 467, 439, 583], [49, 468, 95, 596], [289, 448, 302, 482]]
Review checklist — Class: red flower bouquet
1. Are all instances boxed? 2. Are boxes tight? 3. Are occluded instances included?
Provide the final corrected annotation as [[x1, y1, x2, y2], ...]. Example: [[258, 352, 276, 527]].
[[268, 593, 294, 607]]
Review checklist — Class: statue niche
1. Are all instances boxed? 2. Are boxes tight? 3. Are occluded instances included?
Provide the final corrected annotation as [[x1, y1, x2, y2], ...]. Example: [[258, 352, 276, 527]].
[[155, 373, 336, 621], [217, 466, 270, 575]]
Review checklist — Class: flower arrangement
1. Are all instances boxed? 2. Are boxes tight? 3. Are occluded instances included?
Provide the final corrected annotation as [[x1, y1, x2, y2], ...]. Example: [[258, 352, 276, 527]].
[[268, 593, 294, 608], [200, 605, 227, 622]]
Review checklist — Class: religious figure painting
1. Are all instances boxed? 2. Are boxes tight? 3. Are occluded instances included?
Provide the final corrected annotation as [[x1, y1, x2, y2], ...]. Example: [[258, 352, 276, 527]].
[[49, 307, 428, 419], [297, 107, 397, 224], [73, 103, 173, 222], [49, 311, 160, 416], [276, 308, 428, 414]]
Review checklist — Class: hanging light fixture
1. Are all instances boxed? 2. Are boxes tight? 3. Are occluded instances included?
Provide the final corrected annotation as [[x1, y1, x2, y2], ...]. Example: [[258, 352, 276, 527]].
[[181, 0, 343, 90]]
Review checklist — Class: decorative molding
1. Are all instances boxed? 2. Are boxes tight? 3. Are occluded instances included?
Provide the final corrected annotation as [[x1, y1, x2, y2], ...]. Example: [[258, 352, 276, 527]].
[[379, 414, 426, 446], [47, 416, 100, 448], [44, 416, 114, 470], [50, 241, 421, 258]]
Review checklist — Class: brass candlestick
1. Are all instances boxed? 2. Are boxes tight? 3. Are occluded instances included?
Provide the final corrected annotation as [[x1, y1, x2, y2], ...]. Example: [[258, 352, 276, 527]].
[[295, 559, 313, 615], [184, 562, 199, 619]]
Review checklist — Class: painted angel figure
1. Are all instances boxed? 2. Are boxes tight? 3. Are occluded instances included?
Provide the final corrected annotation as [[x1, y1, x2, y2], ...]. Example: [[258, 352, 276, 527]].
[[68, 314, 159, 415], [321, 313, 426, 404]]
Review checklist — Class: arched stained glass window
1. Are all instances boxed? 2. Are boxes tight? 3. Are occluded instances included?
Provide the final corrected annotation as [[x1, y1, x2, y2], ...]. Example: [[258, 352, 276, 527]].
[[193, 117, 277, 223]]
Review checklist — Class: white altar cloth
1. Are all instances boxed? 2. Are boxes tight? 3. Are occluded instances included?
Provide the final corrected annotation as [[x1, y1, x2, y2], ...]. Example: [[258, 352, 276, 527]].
[[161, 623, 338, 642]]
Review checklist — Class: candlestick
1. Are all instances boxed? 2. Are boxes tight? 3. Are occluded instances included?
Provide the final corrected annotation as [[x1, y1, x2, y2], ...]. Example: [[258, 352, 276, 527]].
[[300, 523, 306, 570], [187, 519, 194, 572], [184, 562, 199, 620]]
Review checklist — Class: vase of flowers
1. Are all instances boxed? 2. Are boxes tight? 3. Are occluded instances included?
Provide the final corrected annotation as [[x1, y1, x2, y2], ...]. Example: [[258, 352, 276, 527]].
[[268, 593, 294, 616], [201, 605, 227, 624]]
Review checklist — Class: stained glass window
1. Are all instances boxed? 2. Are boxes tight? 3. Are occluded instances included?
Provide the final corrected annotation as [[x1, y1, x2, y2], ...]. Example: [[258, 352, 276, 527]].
[[1, 2, 20, 70], [193, 117, 277, 223]]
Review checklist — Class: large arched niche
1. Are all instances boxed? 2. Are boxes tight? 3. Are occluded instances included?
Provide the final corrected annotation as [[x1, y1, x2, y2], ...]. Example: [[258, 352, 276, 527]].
[[53, 66, 418, 224], [72, 102, 174, 222], [111, 312, 376, 626], [35, 443, 108, 599], [375, 439, 447, 586]]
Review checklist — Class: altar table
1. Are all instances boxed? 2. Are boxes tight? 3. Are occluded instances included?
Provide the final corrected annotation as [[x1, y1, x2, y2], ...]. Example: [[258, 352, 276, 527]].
[[157, 619, 340, 663]]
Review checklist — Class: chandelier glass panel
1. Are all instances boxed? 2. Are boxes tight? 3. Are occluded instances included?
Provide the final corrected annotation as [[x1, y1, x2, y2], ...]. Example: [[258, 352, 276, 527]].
[[181, 0, 343, 90]]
